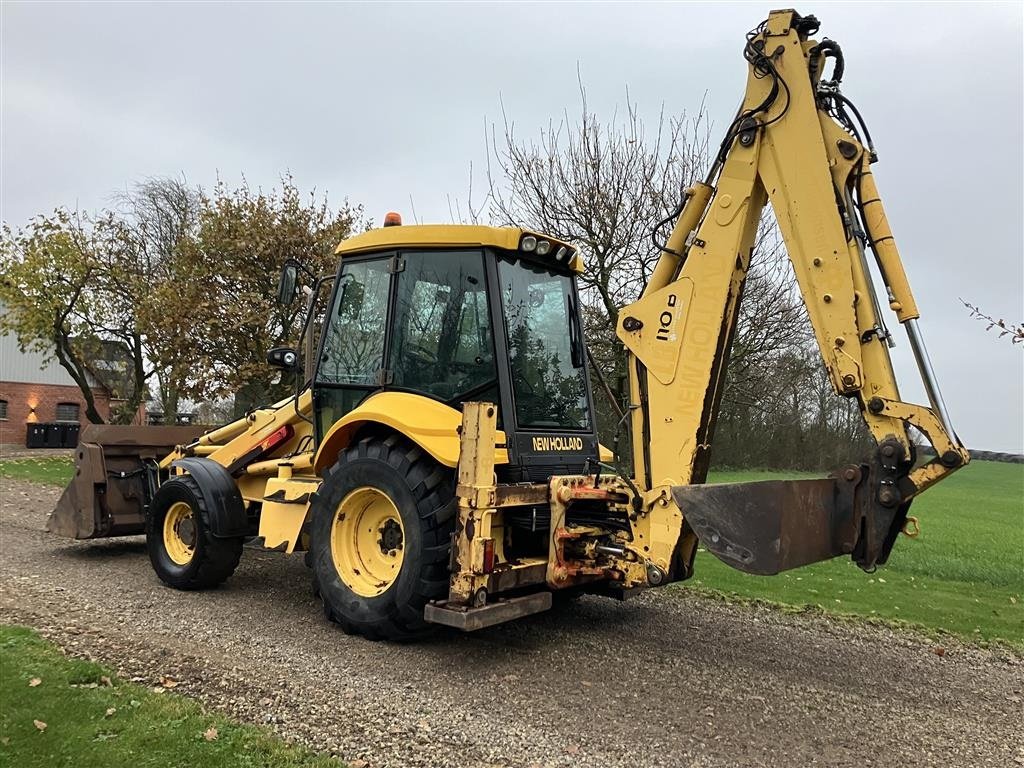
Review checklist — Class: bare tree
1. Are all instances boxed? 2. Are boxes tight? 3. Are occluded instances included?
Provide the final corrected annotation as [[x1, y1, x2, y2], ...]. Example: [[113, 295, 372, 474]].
[[483, 87, 869, 469], [113, 177, 201, 421], [486, 86, 711, 331]]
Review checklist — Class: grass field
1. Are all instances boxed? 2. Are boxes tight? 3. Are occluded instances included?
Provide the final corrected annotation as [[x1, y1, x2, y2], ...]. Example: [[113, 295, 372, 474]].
[[0, 626, 339, 768], [690, 460, 1024, 648], [0, 456, 74, 487], [2, 455, 1021, 647]]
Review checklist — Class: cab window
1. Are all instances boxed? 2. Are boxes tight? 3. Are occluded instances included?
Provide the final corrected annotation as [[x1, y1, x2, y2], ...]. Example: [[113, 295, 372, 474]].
[[390, 250, 497, 405], [317, 258, 390, 385]]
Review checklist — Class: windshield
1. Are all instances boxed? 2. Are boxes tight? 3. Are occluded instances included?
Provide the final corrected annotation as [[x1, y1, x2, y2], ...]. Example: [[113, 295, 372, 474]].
[[497, 257, 590, 431]]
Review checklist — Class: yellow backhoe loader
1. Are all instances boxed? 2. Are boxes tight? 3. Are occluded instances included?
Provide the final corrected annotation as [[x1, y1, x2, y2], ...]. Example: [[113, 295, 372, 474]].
[[50, 9, 968, 640]]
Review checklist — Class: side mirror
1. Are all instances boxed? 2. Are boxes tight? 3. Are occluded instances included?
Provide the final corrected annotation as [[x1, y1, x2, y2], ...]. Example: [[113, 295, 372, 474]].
[[276, 262, 299, 306], [267, 346, 301, 372]]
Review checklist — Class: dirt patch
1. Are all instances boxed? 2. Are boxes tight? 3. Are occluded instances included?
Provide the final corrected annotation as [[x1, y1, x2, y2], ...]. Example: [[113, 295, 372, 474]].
[[1, 477, 1021, 767]]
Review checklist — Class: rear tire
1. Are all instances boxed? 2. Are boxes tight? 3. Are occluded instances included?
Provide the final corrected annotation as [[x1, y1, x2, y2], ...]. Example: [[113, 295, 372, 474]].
[[309, 434, 455, 641], [147, 475, 243, 590]]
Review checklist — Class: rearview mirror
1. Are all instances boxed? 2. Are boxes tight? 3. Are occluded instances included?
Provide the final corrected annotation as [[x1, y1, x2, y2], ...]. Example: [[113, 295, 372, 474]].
[[276, 262, 299, 306]]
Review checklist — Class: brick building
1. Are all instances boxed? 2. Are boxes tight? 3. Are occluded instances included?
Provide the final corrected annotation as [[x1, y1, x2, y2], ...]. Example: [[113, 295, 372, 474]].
[[0, 320, 116, 449]]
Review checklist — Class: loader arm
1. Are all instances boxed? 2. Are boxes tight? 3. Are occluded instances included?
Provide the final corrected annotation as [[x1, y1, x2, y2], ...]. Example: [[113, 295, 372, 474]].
[[616, 9, 968, 576]]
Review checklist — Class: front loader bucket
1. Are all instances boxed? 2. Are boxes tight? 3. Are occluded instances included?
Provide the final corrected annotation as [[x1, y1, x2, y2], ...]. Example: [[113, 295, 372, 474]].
[[672, 470, 906, 575], [47, 425, 203, 540]]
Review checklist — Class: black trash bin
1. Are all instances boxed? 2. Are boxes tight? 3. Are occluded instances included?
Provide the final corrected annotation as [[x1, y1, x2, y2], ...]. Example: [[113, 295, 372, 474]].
[[62, 423, 81, 448], [43, 423, 62, 448], [25, 423, 47, 449]]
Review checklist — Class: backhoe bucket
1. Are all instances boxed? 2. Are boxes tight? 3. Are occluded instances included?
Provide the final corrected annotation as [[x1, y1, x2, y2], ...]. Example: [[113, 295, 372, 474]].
[[672, 475, 887, 576], [47, 425, 203, 540]]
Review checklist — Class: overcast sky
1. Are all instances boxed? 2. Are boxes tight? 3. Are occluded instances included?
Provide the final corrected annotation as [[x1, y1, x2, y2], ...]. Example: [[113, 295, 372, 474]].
[[2, 2, 1022, 452]]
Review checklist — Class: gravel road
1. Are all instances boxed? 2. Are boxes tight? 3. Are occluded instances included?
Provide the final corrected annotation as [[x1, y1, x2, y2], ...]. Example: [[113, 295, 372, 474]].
[[1, 477, 1021, 767]]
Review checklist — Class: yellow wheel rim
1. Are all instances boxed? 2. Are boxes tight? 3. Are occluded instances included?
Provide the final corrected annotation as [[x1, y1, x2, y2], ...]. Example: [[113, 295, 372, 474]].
[[330, 487, 405, 598], [163, 501, 197, 566]]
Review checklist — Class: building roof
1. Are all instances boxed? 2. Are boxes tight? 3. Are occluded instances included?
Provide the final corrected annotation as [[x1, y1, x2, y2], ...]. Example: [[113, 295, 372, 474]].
[[0, 301, 114, 390]]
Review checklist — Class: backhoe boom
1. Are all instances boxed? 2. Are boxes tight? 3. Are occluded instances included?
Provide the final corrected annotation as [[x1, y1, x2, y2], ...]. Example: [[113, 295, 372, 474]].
[[616, 9, 968, 577]]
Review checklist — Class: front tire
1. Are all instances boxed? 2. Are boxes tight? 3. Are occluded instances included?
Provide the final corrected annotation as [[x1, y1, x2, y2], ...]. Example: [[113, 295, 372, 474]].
[[147, 475, 243, 590], [310, 434, 455, 640]]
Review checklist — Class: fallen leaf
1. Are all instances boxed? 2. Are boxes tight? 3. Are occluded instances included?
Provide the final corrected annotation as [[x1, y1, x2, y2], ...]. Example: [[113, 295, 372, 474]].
[[159, 676, 179, 688], [152, 686, 166, 694], [100, 675, 113, 687], [565, 744, 581, 755], [33, 720, 47, 732], [28, 678, 41, 687], [349, 760, 368, 768], [105, 707, 117, 718], [203, 727, 219, 741], [931, 646, 946, 657]]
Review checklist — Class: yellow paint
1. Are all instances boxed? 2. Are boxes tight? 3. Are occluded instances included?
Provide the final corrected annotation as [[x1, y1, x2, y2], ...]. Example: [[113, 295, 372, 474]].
[[163, 501, 195, 566], [314, 391, 509, 473], [335, 224, 584, 273], [450, 401, 499, 603], [330, 486, 405, 598], [258, 476, 318, 553], [163, 390, 316, 469], [609, 9, 967, 581]]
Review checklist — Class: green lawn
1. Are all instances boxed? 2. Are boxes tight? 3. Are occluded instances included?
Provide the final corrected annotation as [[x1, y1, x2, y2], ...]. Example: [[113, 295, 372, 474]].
[[0, 626, 340, 768], [0, 457, 74, 487], [687, 460, 1024, 648]]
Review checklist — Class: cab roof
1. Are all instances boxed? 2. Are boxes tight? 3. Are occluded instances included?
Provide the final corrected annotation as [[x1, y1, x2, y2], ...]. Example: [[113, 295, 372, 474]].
[[334, 224, 582, 272]]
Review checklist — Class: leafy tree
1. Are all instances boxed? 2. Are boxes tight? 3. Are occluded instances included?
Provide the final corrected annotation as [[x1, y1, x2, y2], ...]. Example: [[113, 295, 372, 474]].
[[0, 210, 150, 423], [154, 176, 365, 415], [3, 175, 364, 425]]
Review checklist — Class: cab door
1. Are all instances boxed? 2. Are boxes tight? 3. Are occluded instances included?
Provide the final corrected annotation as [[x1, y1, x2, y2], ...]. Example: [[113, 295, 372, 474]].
[[388, 249, 499, 411], [312, 254, 393, 441]]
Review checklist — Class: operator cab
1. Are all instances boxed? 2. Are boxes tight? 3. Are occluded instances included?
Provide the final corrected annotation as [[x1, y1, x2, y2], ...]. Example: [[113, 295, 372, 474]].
[[305, 221, 598, 482]]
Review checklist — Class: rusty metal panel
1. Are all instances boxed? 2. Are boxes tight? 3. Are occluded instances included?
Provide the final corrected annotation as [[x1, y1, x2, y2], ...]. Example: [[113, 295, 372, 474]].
[[672, 478, 858, 575], [486, 561, 547, 593], [493, 483, 549, 507], [47, 425, 204, 540], [424, 591, 552, 631]]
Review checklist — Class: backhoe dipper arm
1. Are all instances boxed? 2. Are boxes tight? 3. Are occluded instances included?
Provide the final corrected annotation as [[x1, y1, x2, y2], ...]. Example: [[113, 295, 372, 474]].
[[616, 9, 968, 578]]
